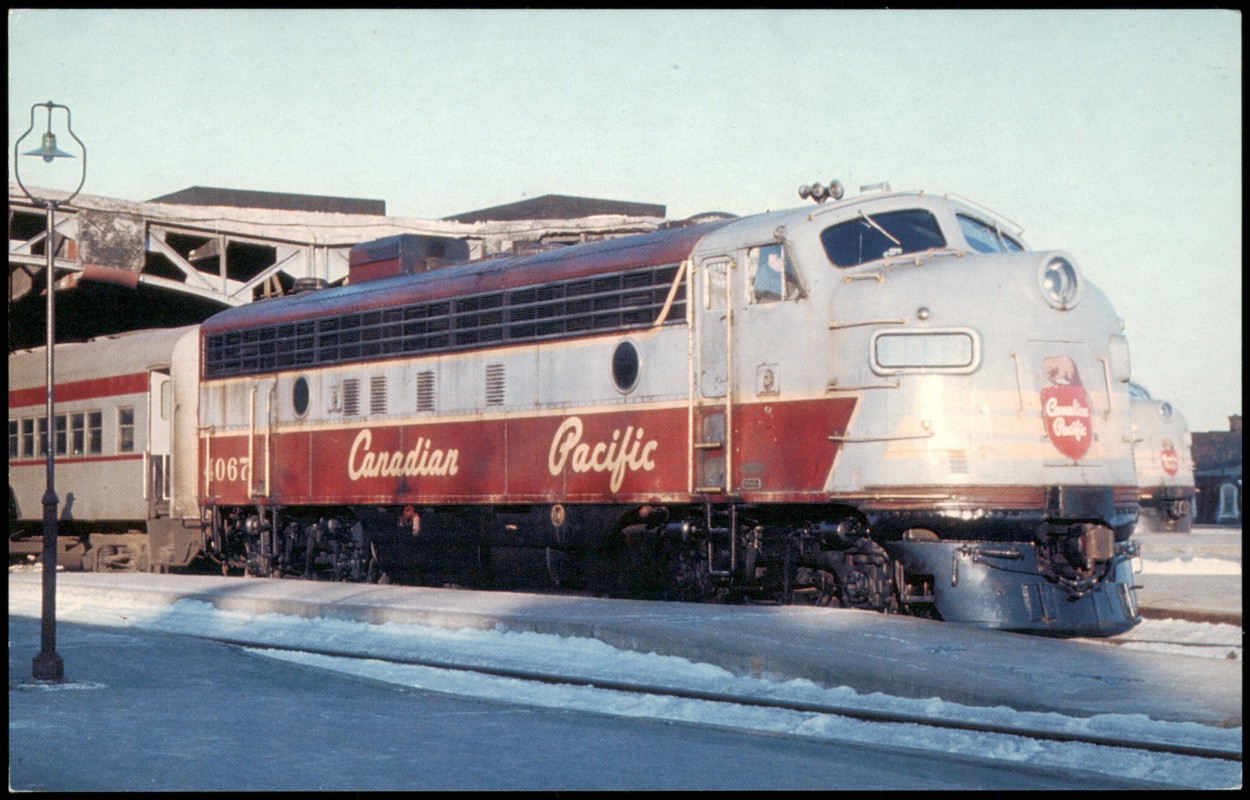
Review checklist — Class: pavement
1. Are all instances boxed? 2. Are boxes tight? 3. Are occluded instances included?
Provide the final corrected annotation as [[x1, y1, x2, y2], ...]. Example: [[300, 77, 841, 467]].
[[8, 542, 1243, 731], [11, 614, 1194, 793]]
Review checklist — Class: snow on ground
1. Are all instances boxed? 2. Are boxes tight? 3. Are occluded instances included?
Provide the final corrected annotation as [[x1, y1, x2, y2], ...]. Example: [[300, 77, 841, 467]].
[[8, 576, 1242, 790], [1137, 527, 1242, 572], [1140, 558, 1241, 575], [1109, 618, 1242, 662]]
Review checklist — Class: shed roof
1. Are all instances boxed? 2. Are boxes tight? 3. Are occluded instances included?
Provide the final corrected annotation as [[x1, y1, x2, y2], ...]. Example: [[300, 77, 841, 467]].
[[445, 194, 665, 223], [149, 186, 386, 216]]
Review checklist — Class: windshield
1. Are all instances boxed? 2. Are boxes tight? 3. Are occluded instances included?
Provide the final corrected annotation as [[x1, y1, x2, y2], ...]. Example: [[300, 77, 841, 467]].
[[820, 208, 946, 268], [1127, 382, 1152, 401], [957, 214, 1024, 253]]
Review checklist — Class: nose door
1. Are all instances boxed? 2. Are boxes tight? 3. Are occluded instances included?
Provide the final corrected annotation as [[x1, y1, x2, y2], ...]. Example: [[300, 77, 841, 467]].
[[147, 370, 172, 515]]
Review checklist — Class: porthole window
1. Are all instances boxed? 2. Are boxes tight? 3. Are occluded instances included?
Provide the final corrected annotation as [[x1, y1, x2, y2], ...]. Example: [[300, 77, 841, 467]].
[[612, 341, 640, 393], [292, 376, 310, 417]]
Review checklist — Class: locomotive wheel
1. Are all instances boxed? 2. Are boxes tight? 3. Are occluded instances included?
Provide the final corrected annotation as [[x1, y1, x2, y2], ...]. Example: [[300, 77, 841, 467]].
[[788, 567, 838, 606]]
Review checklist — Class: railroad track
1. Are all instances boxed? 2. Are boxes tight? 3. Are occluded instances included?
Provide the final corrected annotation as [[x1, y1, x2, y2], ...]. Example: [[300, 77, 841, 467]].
[[206, 634, 1241, 764]]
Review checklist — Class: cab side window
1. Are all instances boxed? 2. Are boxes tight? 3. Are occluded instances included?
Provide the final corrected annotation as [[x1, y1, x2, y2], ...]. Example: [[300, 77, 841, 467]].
[[747, 243, 801, 303]]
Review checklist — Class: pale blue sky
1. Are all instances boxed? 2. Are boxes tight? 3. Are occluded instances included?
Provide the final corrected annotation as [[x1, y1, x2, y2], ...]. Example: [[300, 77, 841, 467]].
[[9, 9, 1241, 431]]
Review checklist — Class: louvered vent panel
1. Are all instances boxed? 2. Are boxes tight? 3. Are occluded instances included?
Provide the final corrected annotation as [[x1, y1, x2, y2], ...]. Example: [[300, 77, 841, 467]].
[[416, 371, 436, 412], [370, 376, 388, 415], [485, 364, 506, 406], [342, 379, 360, 416]]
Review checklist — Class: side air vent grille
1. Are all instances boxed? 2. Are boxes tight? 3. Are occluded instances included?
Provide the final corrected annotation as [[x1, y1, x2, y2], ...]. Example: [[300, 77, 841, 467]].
[[204, 263, 685, 378]]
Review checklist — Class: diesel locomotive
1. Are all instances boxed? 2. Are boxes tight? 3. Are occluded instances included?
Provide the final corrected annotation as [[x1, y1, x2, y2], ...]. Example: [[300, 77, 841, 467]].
[[9, 181, 1146, 635], [1127, 382, 1195, 534]]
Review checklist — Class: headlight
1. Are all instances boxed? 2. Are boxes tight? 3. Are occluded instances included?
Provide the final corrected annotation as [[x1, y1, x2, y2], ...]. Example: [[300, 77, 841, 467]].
[[1039, 254, 1081, 309]]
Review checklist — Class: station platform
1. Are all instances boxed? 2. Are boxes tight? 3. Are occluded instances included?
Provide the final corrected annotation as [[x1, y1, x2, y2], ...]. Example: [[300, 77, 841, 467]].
[[1132, 527, 1242, 624], [8, 566, 1242, 731]]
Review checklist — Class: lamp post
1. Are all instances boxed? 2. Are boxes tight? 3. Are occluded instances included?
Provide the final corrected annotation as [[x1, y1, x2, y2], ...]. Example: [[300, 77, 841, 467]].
[[14, 100, 87, 682]]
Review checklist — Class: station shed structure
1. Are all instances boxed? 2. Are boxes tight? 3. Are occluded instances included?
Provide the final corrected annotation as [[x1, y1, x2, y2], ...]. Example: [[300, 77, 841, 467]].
[[8, 184, 668, 350]]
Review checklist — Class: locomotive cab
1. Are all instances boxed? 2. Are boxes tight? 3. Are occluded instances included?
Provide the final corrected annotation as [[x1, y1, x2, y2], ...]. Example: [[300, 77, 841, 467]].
[[803, 187, 1138, 632]]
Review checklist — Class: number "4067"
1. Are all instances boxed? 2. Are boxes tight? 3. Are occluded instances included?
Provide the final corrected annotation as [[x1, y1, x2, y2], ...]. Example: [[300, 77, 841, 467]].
[[207, 456, 251, 484]]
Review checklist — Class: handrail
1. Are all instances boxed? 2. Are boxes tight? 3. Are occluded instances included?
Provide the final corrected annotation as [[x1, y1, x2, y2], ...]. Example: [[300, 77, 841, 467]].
[[828, 318, 906, 330], [653, 258, 689, 328]]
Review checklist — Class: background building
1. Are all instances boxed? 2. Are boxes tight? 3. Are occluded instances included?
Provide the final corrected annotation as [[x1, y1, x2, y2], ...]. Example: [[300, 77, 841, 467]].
[[1191, 416, 1242, 525]]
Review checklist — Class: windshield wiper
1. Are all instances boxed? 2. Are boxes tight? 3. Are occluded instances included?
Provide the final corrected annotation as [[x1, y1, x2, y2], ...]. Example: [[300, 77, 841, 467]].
[[858, 210, 901, 246]]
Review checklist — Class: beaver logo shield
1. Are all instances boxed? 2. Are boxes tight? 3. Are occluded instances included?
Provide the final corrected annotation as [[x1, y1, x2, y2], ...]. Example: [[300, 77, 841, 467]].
[[1040, 355, 1092, 460], [1160, 438, 1179, 476]]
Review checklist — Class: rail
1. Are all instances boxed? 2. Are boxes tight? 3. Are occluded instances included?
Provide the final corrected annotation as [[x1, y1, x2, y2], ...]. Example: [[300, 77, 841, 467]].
[[200, 635, 1241, 764]]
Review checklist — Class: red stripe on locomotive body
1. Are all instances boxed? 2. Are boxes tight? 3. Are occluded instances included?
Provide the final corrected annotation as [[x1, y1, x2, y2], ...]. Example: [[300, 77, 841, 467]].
[[199, 396, 865, 507], [200, 221, 730, 337], [732, 397, 856, 495], [8, 371, 149, 409], [202, 406, 690, 506]]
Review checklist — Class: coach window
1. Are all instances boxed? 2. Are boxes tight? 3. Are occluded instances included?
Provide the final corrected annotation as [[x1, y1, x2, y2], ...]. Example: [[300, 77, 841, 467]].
[[118, 407, 135, 453], [748, 243, 801, 303], [21, 419, 35, 458], [161, 380, 172, 420], [55, 414, 68, 456], [70, 413, 86, 455], [88, 412, 103, 455]]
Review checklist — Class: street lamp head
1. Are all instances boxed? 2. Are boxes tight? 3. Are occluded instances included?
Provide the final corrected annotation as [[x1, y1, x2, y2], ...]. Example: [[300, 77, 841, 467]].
[[24, 131, 76, 163], [13, 100, 87, 206]]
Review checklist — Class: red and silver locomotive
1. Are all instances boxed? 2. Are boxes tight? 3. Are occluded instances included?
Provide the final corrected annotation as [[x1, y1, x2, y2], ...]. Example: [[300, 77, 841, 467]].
[[10, 181, 1145, 635], [1127, 382, 1195, 534]]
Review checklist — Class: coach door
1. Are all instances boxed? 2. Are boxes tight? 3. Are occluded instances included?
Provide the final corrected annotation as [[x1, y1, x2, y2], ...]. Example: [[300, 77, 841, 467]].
[[692, 255, 735, 494], [249, 378, 277, 499], [147, 370, 172, 516]]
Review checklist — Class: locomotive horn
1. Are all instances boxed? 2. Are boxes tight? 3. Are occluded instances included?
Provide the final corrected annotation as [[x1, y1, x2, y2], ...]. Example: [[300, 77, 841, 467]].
[[804, 183, 829, 202], [800, 179, 844, 203]]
